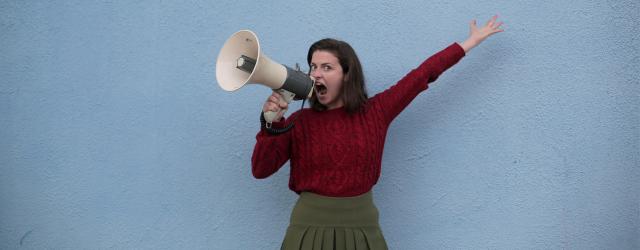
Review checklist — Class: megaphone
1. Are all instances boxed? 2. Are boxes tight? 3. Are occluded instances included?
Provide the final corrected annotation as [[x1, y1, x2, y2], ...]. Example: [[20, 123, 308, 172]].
[[215, 30, 313, 128]]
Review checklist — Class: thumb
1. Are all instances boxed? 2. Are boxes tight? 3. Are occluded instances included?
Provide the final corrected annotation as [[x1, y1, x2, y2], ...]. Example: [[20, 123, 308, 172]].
[[470, 19, 477, 30]]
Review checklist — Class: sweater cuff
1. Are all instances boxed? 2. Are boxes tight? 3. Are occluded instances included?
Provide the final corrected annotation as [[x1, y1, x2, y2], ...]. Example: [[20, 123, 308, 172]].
[[446, 42, 466, 58], [451, 42, 466, 57], [260, 112, 288, 132]]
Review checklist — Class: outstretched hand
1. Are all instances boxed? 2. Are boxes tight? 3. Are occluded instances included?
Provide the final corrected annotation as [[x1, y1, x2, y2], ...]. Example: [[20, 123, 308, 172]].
[[460, 15, 504, 53]]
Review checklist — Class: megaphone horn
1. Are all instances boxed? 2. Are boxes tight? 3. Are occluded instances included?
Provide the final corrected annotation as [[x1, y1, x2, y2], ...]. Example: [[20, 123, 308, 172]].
[[215, 30, 313, 127]]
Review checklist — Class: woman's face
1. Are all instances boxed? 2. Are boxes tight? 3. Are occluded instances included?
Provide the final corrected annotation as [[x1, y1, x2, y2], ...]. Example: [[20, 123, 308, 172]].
[[310, 50, 344, 110]]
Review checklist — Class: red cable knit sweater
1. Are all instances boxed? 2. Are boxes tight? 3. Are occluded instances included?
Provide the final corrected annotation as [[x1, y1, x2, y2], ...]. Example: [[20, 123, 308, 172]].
[[251, 43, 465, 197]]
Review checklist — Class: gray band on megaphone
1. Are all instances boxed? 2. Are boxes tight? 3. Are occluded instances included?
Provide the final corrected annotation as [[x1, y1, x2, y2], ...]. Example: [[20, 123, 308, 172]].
[[282, 66, 313, 99]]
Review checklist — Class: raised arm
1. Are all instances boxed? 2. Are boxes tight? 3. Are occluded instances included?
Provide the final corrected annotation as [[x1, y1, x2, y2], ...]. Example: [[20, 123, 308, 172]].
[[370, 15, 504, 125]]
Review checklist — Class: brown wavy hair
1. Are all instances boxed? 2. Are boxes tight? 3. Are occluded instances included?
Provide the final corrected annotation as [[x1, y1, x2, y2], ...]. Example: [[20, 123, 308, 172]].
[[307, 38, 368, 114]]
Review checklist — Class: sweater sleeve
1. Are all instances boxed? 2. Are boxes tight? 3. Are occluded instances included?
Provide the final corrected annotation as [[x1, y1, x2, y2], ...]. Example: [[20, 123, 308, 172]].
[[250, 113, 295, 179], [370, 43, 465, 125]]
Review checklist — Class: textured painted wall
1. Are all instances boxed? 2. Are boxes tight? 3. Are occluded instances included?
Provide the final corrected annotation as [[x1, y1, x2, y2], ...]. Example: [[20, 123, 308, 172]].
[[1, 1, 638, 249]]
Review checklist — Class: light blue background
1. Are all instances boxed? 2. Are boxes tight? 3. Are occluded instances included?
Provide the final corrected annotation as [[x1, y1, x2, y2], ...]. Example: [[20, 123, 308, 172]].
[[1, 1, 638, 249]]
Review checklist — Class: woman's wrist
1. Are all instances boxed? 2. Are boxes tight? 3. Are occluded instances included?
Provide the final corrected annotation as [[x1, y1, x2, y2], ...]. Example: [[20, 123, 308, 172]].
[[459, 38, 479, 53]]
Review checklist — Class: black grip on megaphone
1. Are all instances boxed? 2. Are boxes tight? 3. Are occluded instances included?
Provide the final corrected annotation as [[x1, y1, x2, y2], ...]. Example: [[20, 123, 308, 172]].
[[282, 65, 313, 100]]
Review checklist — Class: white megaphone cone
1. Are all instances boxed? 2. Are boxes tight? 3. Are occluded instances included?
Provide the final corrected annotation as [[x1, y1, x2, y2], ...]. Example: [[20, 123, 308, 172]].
[[215, 30, 313, 128]]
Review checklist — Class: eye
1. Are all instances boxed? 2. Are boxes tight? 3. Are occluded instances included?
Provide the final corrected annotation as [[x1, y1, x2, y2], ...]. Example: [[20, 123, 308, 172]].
[[322, 65, 332, 71]]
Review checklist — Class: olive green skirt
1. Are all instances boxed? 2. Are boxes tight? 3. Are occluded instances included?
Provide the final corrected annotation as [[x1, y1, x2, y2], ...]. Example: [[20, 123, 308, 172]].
[[281, 191, 388, 250]]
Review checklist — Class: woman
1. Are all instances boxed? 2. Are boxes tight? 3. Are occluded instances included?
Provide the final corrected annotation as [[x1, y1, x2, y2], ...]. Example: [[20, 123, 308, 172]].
[[252, 16, 504, 250]]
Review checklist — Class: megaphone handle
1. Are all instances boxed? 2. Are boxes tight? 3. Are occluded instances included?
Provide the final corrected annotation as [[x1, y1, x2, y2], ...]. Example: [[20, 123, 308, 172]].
[[263, 89, 296, 128]]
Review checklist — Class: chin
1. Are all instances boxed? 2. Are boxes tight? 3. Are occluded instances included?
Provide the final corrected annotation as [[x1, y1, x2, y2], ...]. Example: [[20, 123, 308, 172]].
[[319, 99, 333, 106], [317, 97, 328, 105]]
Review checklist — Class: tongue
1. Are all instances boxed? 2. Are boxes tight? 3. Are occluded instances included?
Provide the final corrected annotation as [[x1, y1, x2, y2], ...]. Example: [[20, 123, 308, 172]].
[[316, 86, 327, 96]]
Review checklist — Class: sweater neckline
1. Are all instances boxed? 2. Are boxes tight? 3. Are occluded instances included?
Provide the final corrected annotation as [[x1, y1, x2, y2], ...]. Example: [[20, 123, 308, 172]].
[[312, 106, 346, 115]]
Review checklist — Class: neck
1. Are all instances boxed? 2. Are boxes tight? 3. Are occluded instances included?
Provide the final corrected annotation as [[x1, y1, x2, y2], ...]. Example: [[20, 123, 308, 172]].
[[326, 101, 344, 110]]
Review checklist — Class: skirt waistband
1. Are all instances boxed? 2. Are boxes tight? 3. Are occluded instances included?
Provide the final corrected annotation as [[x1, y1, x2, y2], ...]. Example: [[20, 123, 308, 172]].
[[291, 191, 379, 227]]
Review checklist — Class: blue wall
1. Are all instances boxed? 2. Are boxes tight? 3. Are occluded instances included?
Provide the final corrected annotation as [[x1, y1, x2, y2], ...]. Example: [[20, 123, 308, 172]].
[[1, 1, 638, 249]]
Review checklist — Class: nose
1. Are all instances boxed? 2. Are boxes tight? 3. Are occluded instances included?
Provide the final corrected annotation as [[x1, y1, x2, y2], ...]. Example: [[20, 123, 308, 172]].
[[310, 68, 322, 79]]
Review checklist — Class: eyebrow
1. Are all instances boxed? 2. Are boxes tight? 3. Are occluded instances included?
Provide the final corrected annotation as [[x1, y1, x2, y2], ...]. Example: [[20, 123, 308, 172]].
[[311, 63, 334, 66]]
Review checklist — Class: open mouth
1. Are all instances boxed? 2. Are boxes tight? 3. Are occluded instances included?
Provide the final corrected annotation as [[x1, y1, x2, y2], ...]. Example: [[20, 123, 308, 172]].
[[315, 83, 327, 97]]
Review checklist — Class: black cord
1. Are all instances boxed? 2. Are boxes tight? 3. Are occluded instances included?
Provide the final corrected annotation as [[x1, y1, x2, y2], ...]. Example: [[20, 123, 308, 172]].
[[260, 98, 306, 135]]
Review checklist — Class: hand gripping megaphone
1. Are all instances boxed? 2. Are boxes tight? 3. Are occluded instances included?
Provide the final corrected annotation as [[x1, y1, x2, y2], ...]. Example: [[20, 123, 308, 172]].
[[215, 30, 313, 129]]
